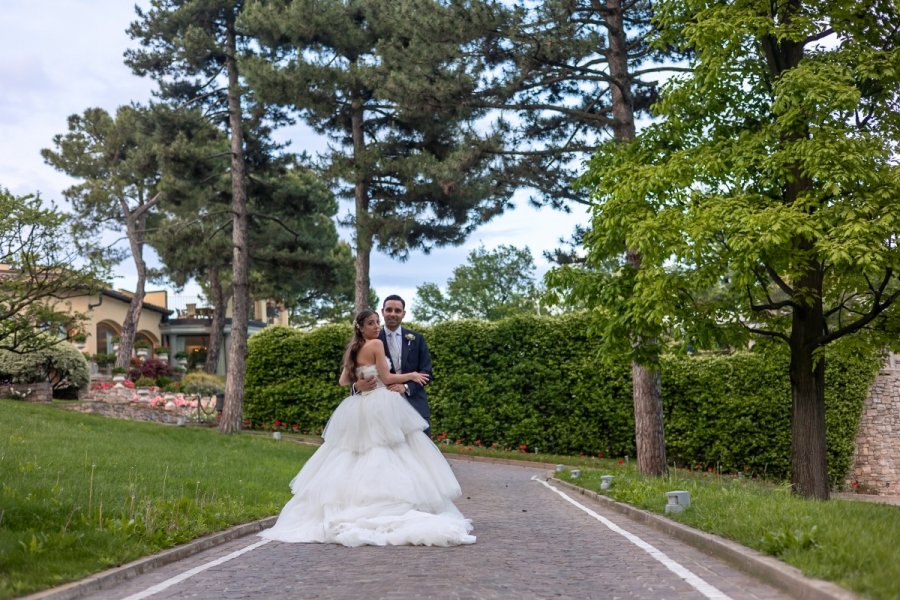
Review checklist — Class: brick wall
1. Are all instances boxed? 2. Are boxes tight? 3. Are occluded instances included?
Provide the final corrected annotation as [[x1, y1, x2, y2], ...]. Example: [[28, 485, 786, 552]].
[[848, 366, 900, 495]]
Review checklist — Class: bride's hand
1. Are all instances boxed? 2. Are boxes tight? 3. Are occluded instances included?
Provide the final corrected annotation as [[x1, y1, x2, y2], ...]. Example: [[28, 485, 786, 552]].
[[408, 372, 430, 385]]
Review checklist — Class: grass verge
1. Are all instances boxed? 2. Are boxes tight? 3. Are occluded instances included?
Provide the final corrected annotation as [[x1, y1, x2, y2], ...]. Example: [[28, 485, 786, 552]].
[[551, 464, 899, 600], [0, 400, 313, 599]]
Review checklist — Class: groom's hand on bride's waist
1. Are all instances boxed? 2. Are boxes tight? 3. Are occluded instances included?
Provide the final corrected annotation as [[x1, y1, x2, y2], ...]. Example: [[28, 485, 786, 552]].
[[354, 376, 377, 393]]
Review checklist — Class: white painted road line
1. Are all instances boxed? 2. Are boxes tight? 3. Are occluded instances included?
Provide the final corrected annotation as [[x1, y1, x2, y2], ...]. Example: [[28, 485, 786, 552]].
[[120, 539, 272, 600], [534, 476, 733, 600]]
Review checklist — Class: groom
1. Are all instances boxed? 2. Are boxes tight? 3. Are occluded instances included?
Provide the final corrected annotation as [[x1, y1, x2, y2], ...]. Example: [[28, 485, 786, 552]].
[[356, 295, 433, 436]]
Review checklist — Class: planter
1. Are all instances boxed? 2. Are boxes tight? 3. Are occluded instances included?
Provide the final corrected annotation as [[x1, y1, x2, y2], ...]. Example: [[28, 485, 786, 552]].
[[136, 348, 150, 358]]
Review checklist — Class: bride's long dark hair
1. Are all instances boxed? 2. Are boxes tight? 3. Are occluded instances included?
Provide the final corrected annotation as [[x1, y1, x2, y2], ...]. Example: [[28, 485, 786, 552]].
[[342, 309, 377, 382]]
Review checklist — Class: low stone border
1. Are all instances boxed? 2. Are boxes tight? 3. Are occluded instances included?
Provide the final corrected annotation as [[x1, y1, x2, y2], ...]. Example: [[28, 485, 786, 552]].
[[549, 477, 857, 600], [1, 382, 52, 402], [21, 517, 277, 600]]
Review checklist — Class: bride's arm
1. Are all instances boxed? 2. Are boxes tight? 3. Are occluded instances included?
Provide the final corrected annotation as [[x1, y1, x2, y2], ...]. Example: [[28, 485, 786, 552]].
[[369, 341, 429, 385], [339, 366, 352, 386]]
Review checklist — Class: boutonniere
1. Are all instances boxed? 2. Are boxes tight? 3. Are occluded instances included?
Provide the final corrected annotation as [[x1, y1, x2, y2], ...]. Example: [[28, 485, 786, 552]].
[[404, 333, 415, 346]]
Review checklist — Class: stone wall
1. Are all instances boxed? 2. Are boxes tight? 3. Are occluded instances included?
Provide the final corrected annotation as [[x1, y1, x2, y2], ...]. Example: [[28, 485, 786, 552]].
[[848, 365, 900, 495], [0, 382, 52, 403]]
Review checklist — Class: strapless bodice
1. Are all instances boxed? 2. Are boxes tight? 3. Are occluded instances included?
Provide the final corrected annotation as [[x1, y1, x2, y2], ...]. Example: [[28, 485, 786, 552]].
[[356, 365, 385, 391]]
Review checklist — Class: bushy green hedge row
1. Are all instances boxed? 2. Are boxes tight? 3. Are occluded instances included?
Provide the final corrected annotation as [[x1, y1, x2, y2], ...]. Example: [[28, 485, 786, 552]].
[[244, 313, 881, 485]]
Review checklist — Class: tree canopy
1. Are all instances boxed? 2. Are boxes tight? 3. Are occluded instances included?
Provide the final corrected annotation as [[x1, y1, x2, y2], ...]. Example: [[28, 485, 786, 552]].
[[414, 244, 538, 322], [240, 0, 512, 310], [575, 0, 900, 498], [0, 189, 106, 352]]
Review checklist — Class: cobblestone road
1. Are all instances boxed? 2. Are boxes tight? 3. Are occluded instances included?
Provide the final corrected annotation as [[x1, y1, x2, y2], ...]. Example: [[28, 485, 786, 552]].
[[87, 460, 796, 600]]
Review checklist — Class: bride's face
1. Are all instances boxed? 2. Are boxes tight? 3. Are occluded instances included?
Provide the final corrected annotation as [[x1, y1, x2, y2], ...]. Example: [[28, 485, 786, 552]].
[[361, 314, 381, 339]]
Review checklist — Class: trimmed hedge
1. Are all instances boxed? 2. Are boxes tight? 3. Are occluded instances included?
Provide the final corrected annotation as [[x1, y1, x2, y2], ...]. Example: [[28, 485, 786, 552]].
[[244, 313, 881, 486]]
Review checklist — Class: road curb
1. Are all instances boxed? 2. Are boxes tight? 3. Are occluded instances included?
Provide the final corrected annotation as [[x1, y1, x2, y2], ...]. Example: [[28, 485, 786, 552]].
[[548, 477, 857, 600], [21, 517, 277, 600]]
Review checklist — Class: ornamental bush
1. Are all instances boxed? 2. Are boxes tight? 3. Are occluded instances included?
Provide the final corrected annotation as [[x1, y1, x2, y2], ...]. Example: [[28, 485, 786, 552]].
[[244, 314, 881, 486], [128, 357, 174, 382], [181, 372, 225, 396], [0, 338, 90, 398]]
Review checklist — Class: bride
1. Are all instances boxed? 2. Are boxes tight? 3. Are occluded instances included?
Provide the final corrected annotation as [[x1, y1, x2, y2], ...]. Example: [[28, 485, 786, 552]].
[[259, 309, 476, 547]]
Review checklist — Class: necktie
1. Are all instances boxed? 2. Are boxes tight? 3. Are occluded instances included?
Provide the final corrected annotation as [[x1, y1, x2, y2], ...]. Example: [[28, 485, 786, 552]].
[[387, 331, 401, 371]]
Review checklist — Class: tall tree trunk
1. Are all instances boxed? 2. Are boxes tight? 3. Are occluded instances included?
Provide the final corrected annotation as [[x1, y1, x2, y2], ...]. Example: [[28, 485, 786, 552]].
[[220, 20, 250, 434], [761, 1, 829, 499], [788, 263, 829, 499], [608, 0, 667, 476], [204, 266, 230, 374], [351, 92, 371, 312], [626, 248, 666, 476], [116, 210, 148, 368]]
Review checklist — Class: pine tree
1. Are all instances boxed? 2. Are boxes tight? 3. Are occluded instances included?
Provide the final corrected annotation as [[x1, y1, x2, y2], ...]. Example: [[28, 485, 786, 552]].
[[127, 0, 287, 432], [240, 0, 511, 310]]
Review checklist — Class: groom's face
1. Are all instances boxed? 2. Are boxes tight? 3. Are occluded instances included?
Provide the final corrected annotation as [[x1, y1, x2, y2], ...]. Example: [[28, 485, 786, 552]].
[[382, 299, 405, 331]]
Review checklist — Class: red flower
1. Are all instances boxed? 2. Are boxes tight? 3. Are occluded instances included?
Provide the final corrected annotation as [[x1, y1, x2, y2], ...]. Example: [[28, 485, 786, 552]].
[[618, 458, 623, 464], [597, 452, 604, 458]]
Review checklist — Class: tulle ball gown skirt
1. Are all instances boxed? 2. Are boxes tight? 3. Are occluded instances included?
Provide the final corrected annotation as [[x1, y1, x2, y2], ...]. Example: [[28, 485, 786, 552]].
[[259, 388, 476, 547]]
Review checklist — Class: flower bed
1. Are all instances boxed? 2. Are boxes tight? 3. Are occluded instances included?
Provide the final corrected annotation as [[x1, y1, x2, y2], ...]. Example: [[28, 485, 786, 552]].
[[82, 382, 218, 421]]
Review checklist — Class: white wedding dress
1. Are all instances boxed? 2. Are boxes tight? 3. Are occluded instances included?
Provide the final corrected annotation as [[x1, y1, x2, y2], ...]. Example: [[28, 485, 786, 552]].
[[259, 365, 476, 547]]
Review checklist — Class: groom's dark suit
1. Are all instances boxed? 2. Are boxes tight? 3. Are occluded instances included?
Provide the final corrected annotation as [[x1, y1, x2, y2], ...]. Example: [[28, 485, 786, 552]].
[[380, 326, 433, 435]]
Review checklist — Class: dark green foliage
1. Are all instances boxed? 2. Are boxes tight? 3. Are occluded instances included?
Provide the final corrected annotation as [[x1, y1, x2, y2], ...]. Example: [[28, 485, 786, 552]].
[[243, 325, 349, 432], [244, 315, 880, 486]]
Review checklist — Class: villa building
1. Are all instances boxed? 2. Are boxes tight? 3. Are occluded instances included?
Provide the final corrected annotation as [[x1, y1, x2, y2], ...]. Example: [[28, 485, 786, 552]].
[[0, 264, 289, 375]]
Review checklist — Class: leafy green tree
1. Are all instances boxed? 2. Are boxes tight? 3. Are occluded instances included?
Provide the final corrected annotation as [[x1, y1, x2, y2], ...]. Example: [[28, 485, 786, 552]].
[[578, 0, 900, 498], [414, 245, 538, 322], [0, 189, 106, 352], [240, 0, 510, 311], [42, 105, 169, 369]]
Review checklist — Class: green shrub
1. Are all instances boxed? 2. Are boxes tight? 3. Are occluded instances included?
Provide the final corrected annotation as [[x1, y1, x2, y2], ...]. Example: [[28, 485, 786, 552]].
[[134, 376, 156, 388], [181, 372, 225, 396], [0, 338, 90, 397], [92, 352, 116, 367]]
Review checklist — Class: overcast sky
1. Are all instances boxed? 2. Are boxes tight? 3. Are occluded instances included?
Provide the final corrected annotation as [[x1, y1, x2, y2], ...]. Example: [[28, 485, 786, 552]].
[[0, 1, 589, 319]]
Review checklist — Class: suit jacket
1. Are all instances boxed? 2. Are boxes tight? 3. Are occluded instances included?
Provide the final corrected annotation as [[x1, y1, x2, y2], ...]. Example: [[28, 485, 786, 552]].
[[380, 326, 433, 427]]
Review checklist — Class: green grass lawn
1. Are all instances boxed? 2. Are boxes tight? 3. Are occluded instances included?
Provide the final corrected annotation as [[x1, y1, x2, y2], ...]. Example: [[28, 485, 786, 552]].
[[550, 465, 900, 600], [3, 401, 899, 600], [0, 400, 314, 599]]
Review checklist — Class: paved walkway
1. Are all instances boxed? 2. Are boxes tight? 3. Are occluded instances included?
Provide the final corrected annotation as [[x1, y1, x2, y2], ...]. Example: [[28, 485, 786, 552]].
[[30, 459, 856, 600]]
